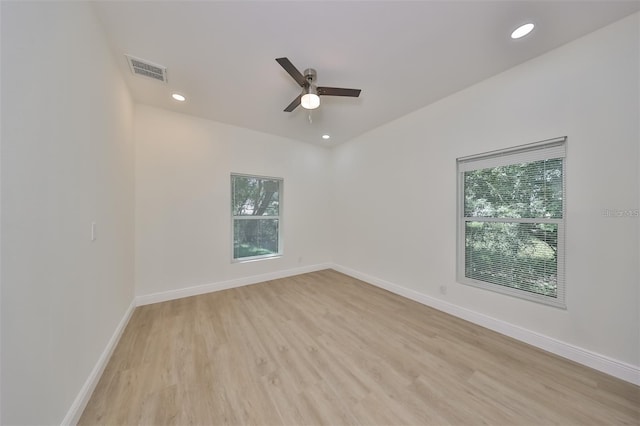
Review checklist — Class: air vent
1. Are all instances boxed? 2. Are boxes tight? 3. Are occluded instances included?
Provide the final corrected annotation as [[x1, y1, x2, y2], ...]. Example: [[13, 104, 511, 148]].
[[125, 54, 167, 83]]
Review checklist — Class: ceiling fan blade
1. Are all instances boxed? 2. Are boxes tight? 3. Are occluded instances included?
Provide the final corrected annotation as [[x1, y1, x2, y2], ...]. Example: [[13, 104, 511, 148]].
[[276, 57, 307, 87], [317, 87, 361, 97], [284, 94, 302, 112]]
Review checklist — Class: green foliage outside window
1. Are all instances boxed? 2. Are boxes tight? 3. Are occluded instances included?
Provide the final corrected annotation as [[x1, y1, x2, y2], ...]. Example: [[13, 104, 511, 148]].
[[232, 175, 281, 260], [463, 159, 563, 297]]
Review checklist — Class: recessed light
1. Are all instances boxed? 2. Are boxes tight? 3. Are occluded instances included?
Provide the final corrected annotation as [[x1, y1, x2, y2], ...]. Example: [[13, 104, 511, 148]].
[[511, 23, 534, 39], [172, 93, 186, 102], [322, 134, 331, 140]]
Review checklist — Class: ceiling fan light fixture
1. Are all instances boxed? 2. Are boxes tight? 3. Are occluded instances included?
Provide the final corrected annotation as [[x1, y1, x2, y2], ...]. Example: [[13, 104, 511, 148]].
[[301, 84, 320, 109], [301, 93, 320, 109]]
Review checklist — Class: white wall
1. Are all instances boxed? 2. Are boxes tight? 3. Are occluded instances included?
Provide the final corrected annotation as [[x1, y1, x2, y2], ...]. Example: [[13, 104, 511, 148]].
[[1, 2, 135, 424], [332, 14, 639, 368], [0, 4, 636, 423], [135, 105, 332, 297]]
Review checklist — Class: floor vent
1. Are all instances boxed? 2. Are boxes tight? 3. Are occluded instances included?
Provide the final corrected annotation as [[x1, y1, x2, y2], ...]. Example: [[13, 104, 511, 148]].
[[125, 54, 167, 83]]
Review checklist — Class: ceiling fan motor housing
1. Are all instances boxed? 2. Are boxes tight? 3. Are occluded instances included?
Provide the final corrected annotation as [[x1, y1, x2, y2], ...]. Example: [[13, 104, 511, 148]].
[[303, 68, 317, 85]]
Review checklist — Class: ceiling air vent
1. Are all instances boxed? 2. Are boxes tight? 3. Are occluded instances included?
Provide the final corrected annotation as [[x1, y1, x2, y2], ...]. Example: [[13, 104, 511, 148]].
[[125, 54, 167, 83]]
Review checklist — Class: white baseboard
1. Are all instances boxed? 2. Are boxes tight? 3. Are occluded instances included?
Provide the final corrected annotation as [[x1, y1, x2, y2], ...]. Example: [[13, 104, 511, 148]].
[[135, 263, 333, 306], [61, 300, 136, 426], [331, 264, 640, 386]]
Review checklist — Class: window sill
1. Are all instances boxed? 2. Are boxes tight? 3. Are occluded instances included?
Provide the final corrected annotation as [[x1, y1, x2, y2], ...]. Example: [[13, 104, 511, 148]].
[[232, 254, 282, 264]]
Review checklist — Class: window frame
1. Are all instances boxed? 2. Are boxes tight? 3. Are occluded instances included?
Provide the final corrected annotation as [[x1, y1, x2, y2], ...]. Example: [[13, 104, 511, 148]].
[[231, 173, 283, 263], [456, 137, 567, 308]]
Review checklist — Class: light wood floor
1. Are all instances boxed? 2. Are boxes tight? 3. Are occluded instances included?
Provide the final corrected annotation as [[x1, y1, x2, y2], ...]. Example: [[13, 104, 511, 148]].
[[80, 269, 639, 425]]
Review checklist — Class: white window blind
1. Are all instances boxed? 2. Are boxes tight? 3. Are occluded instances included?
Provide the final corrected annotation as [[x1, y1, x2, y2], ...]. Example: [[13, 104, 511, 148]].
[[456, 137, 566, 308], [231, 174, 283, 262]]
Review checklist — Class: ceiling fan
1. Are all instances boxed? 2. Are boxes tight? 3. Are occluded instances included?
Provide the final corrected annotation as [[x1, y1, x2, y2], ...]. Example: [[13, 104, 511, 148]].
[[276, 57, 361, 112]]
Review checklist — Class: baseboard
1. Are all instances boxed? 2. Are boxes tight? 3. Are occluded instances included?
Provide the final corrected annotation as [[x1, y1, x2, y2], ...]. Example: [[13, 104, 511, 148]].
[[61, 300, 136, 426], [135, 263, 333, 306], [331, 264, 640, 386]]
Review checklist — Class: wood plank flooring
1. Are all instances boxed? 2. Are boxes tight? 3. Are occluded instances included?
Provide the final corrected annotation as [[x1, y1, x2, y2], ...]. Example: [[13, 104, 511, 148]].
[[79, 269, 640, 425]]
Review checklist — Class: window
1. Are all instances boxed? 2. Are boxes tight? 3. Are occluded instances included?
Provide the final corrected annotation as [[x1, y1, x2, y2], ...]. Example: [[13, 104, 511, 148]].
[[231, 174, 282, 261], [456, 137, 566, 308]]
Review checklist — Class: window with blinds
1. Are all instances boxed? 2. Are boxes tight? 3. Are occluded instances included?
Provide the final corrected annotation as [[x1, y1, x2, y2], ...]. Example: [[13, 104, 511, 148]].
[[456, 137, 566, 308], [231, 174, 283, 261]]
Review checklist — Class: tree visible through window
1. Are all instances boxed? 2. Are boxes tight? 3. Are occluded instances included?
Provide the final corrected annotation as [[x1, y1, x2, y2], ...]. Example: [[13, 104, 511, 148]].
[[231, 174, 282, 261], [457, 138, 566, 307]]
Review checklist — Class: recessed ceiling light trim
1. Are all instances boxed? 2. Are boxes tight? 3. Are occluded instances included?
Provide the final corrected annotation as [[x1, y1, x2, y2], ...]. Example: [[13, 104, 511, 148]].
[[322, 134, 330, 140], [172, 93, 186, 102], [511, 23, 535, 39]]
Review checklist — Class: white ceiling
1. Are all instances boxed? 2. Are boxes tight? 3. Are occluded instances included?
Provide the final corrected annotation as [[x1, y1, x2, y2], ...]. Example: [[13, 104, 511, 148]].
[[93, 1, 640, 146]]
